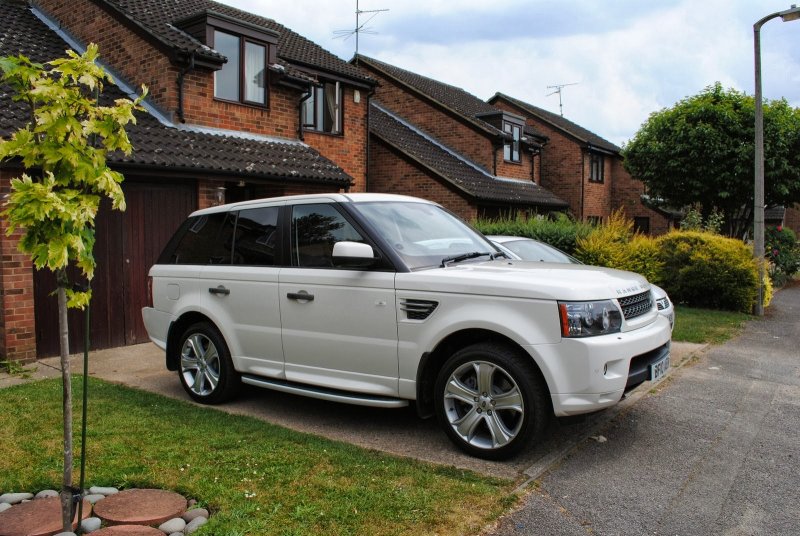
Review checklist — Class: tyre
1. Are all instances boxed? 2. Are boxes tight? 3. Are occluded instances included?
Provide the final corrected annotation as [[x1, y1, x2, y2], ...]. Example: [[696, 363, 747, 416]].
[[177, 322, 239, 404], [434, 342, 550, 460]]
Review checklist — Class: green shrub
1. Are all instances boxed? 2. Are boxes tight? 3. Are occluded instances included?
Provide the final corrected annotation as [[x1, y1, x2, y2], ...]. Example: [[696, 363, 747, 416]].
[[656, 231, 764, 312], [473, 213, 592, 255]]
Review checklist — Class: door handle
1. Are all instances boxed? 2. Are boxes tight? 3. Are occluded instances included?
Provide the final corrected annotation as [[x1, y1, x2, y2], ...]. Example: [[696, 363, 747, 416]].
[[209, 285, 230, 296], [287, 291, 314, 302]]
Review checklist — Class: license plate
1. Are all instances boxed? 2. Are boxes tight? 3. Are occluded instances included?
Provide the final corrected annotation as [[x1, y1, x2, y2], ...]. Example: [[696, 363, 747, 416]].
[[649, 354, 670, 383]]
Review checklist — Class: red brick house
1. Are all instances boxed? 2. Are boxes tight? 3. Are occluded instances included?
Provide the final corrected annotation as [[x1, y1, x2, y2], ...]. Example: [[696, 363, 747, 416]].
[[1, 0, 375, 361], [488, 92, 675, 234], [354, 55, 569, 220]]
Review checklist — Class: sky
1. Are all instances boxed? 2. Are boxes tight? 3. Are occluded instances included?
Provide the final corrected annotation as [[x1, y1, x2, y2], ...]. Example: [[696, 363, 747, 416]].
[[224, 0, 800, 146]]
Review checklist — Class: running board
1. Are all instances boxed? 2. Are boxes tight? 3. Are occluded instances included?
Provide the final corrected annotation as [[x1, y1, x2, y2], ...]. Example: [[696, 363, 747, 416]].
[[241, 375, 409, 408]]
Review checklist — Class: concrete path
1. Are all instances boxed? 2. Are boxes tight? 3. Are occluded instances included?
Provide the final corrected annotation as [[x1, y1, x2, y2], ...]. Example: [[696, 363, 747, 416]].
[[1, 331, 702, 481], [485, 282, 800, 535]]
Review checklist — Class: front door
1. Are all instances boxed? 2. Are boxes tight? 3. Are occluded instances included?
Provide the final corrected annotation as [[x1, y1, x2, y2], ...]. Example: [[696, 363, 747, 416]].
[[279, 202, 399, 396]]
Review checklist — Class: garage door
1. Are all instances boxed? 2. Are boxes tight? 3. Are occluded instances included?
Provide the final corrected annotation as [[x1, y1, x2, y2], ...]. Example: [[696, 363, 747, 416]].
[[34, 180, 196, 357]]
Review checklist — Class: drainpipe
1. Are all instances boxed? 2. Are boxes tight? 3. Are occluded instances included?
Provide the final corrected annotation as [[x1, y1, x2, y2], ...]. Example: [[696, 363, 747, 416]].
[[364, 86, 375, 192], [298, 83, 313, 141], [580, 148, 586, 220], [176, 51, 196, 124]]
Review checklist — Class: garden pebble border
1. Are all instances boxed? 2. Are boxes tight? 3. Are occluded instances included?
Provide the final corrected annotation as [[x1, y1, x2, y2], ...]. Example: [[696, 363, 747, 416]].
[[0, 486, 211, 535]]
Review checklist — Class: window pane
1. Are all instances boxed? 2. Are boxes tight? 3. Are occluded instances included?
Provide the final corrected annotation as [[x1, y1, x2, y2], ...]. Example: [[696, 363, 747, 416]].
[[244, 41, 266, 104], [302, 90, 315, 126], [214, 31, 240, 101], [172, 213, 235, 264], [234, 207, 279, 265], [291, 204, 364, 267]]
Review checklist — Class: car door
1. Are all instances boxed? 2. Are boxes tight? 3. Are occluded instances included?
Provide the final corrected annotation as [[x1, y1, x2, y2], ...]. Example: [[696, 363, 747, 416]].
[[279, 201, 399, 396], [201, 205, 284, 378]]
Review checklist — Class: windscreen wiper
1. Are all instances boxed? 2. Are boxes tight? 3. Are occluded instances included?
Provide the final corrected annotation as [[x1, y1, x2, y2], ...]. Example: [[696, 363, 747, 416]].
[[441, 251, 494, 267]]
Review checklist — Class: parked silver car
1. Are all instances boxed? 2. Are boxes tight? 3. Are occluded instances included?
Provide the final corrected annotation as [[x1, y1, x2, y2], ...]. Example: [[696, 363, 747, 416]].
[[488, 235, 675, 331]]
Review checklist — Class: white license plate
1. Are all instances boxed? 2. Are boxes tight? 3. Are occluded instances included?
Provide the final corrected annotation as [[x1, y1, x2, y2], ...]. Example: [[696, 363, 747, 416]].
[[649, 354, 670, 383]]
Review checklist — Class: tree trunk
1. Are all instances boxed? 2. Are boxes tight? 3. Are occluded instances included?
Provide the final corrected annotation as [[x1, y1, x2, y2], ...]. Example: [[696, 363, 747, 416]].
[[56, 272, 74, 532]]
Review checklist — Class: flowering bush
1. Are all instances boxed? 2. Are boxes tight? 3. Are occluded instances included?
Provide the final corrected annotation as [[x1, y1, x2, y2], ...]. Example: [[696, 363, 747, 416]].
[[765, 225, 800, 286]]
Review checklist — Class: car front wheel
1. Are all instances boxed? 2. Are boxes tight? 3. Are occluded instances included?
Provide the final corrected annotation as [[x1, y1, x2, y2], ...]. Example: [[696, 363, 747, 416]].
[[434, 343, 549, 460], [177, 322, 239, 404]]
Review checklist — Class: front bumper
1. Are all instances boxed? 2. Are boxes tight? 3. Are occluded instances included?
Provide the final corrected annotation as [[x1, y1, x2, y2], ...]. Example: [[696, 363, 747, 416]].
[[525, 314, 672, 416]]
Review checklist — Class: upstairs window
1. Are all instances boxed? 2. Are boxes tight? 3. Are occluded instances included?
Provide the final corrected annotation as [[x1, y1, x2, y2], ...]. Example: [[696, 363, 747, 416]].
[[590, 153, 605, 183], [302, 82, 342, 134], [503, 121, 521, 162], [213, 29, 268, 106]]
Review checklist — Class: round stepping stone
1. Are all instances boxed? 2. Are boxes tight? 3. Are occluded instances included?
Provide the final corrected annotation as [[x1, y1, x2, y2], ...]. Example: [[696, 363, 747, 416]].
[[93, 489, 186, 526], [0, 496, 91, 536], [90, 526, 164, 536]]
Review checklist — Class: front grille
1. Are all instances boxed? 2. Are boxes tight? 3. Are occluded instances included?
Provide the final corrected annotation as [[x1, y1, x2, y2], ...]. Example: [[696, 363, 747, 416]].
[[400, 299, 438, 321], [618, 291, 653, 320]]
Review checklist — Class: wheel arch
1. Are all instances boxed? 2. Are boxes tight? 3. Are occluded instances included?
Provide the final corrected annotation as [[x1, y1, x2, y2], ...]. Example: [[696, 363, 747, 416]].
[[166, 311, 217, 371], [415, 328, 551, 418]]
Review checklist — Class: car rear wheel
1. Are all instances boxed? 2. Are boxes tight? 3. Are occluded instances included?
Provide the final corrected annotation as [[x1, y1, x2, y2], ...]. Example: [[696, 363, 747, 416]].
[[434, 342, 550, 460], [178, 322, 239, 404]]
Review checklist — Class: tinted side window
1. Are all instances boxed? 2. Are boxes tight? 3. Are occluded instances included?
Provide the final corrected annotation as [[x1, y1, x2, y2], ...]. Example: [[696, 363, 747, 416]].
[[233, 206, 280, 266], [167, 212, 236, 265], [290, 204, 365, 268]]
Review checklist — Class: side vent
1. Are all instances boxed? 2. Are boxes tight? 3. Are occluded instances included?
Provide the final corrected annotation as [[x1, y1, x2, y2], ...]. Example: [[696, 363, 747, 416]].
[[400, 299, 438, 321]]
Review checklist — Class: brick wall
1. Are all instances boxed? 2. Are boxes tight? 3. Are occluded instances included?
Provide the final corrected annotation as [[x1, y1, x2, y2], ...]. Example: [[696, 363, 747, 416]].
[[610, 159, 673, 235], [360, 65, 536, 182], [0, 169, 37, 363], [784, 204, 800, 236], [369, 142, 477, 220]]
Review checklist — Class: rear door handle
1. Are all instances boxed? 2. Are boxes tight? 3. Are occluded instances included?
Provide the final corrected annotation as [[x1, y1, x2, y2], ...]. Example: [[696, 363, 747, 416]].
[[209, 285, 230, 296], [287, 291, 314, 302]]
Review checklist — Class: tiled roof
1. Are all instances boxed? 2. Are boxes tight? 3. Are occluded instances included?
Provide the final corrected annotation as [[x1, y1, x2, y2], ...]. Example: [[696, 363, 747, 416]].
[[370, 103, 568, 209], [490, 92, 621, 154], [356, 55, 547, 139], [97, 0, 373, 84], [0, 2, 352, 187]]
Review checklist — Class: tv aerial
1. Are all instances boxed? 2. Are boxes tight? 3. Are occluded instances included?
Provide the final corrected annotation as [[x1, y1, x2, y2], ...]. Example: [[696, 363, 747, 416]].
[[546, 82, 579, 117], [334, 0, 389, 59]]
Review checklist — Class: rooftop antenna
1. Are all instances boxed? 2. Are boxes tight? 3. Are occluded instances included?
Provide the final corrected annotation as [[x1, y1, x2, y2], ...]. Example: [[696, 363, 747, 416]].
[[546, 82, 579, 117], [334, 0, 389, 59]]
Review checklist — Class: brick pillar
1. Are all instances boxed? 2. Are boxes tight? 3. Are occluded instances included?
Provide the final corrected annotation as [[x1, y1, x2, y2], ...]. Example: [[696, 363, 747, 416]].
[[197, 179, 227, 209], [0, 169, 38, 363]]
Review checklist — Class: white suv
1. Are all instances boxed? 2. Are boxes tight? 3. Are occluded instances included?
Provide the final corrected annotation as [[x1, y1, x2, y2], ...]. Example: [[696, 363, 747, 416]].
[[143, 193, 671, 459]]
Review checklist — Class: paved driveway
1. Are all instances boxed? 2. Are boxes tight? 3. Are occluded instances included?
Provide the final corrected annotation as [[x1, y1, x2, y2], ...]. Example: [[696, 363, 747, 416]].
[[486, 283, 800, 535]]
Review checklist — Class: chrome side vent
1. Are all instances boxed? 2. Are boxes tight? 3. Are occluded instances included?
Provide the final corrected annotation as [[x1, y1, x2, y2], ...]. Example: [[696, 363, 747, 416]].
[[656, 296, 670, 311], [400, 299, 438, 321], [618, 291, 653, 320]]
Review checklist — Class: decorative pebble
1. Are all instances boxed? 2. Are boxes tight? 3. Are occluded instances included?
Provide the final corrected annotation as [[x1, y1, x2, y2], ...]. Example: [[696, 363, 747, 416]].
[[35, 489, 59, 499], [159, 517, 187, 533], [181, 508, 208, 522], [185, 516, 207, 534], [0, 502, 12, 513], [0, 492, 34, 504], [90, 486, 120, 496], [84, 493, 107, 504], [168, 533, 185, 536], [187, 499, 197, 507], [81, 516, 103, 533], [54, 533, 77, 536]]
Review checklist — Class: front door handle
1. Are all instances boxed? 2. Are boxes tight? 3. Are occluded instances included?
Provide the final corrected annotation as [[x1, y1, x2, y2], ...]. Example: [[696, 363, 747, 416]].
[[209, 285, 230, 296], [287, 291, 314, 302]]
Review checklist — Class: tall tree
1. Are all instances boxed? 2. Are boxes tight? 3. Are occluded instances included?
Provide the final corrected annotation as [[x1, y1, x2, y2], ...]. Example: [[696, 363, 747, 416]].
[[622, 83, 800, 238], [0, 45, 145, 531]]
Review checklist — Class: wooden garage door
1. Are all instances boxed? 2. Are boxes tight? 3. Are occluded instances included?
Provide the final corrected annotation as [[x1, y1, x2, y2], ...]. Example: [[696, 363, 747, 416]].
[[34, 181, 196, 357]]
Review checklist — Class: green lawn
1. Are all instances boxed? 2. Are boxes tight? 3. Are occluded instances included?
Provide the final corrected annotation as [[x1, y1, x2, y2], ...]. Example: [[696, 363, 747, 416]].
[[671, 305, 751, 344], [0, 378, 514, 536]]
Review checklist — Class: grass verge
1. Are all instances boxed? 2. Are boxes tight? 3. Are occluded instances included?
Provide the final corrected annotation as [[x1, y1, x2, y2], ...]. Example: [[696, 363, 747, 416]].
[[0, 378, 514, 536], [671, 306, 751, 344]]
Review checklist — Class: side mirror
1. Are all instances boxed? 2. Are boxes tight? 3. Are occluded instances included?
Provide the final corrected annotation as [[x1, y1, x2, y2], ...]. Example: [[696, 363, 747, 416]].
[[332, 241, 378, 268]]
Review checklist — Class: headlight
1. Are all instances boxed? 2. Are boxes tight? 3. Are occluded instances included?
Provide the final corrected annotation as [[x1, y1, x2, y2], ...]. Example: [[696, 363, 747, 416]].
[[558, 300, 622, 338]]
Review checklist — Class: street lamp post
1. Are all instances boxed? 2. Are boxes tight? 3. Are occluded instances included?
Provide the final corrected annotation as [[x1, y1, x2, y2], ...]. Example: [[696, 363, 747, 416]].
[[753, 4, 800, 316]]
